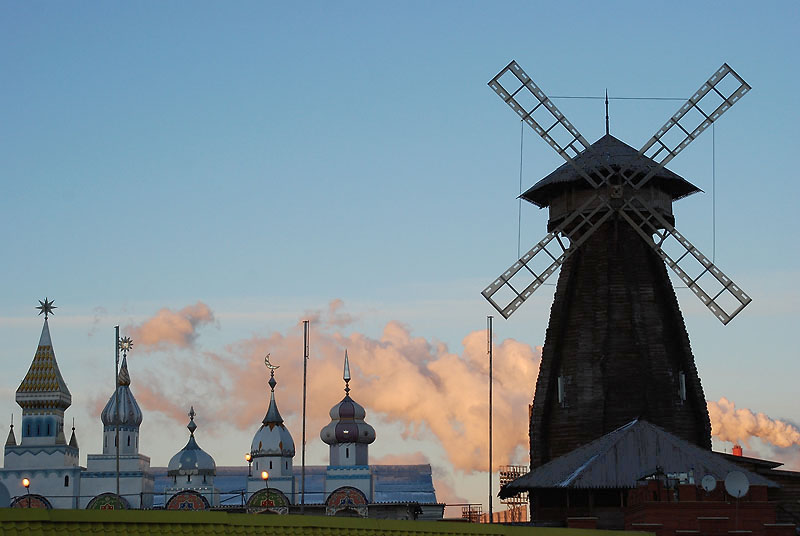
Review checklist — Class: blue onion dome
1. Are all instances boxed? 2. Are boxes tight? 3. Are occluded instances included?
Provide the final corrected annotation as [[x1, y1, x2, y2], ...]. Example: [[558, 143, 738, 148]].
[[250, 358, 295, 457], [101, 357, 143, 427], [168, 407, 216, 477], [320, 350, 376, 446]]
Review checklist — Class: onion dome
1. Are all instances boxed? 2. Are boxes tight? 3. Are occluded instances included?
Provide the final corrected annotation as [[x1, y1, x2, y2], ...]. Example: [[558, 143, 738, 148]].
[[250, 356, 295, 457], [168, 407, 216, 476], [16, 302, 72, 411], [320, 351, 376, 445], [101, 357, 143, 427]]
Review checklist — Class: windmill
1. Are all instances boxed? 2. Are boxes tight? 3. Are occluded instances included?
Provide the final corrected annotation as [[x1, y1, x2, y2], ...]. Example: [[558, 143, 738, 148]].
[[482, 61, 751, 468]]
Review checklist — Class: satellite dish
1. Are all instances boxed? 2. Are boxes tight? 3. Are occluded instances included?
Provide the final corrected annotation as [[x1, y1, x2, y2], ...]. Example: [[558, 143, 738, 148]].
[[724, 471, 750, 498], [701, 475, 717, 492]]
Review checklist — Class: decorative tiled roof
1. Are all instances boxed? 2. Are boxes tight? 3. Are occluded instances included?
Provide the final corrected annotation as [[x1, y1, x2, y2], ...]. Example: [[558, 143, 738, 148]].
[[15, 319, 72, 410]]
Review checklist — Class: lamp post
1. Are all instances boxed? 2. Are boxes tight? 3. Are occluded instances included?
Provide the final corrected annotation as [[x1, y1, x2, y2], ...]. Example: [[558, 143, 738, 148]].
[[245, 453, 252, 476], [21, 478, 30, 508], [261, 470, 269, 490]]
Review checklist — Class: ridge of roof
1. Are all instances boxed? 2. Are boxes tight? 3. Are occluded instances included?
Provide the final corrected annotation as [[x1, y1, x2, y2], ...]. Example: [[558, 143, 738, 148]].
[[500, 419, 777, 497]]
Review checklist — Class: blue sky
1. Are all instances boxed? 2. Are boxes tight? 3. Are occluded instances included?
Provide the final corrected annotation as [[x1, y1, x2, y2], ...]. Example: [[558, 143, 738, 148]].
[[1, 1, 799, 513]]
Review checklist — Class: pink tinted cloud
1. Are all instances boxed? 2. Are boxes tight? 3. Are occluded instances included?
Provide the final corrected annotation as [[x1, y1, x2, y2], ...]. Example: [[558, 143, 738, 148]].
[[127, 302, 214, 351], [124, 301, 540, 474], [708, 397, 800, 448]]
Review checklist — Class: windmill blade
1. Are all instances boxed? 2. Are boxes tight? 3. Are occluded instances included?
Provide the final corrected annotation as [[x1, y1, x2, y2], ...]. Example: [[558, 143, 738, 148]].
[[635, 64, 751, 190], [482, 195, 614, 318], [488, 61, 602, 188], [618, 196, 751, 324]]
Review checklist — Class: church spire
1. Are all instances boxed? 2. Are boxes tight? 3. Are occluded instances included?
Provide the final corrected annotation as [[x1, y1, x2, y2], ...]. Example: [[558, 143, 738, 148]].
[[5, 415, 16, 447], [16, 299, 71, 411], [262, 354, 284, 427], [69, 418, 78, 448]]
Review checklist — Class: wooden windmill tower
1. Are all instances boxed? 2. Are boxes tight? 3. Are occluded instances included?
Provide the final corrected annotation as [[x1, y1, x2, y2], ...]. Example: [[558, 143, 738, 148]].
[[482, 61, 751, 468]]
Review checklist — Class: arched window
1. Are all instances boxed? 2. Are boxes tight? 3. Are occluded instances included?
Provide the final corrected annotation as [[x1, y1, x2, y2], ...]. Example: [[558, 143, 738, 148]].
[[269, 461, 273, 469], [187, 474, 191, 483], [203, 475, 207, 483], [47, 423, 51, 435], [36, 424, 40, 436], [127, 435, 130, 446], [346, 447, 349, 458], [285, 461, 288, 470], [64, 475, 69, 487]]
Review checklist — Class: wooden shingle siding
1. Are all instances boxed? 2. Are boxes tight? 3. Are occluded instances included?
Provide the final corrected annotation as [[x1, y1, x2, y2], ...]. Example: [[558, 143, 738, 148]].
[[531, 219, 711, 470]]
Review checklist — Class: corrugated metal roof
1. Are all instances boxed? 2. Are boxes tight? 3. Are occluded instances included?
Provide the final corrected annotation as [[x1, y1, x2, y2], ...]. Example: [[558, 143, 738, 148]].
[[149, 464, 437, 507], [520, 135, 701, 208], [500, 420, 777, 497]]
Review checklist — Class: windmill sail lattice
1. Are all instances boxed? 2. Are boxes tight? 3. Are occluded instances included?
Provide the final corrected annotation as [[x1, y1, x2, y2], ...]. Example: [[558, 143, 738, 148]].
[[483, 61, 751, 324]]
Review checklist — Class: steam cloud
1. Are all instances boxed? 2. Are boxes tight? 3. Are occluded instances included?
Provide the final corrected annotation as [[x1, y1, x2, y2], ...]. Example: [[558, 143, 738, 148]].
[[124, 300, 540, 474], [708, 397, 800, 448], [127, 302, 215, 351], [120, 301, 799, 476]]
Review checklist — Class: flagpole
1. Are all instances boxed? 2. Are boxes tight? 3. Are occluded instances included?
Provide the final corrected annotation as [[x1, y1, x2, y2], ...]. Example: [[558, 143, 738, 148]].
[[301, 320, 309, 514], [114, 325, 120, 496], [488, 315, 493, 523]]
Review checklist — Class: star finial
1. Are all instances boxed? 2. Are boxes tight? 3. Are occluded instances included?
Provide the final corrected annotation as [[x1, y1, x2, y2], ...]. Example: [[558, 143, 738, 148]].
[[119, 336, 134, 358], [36, 298, 57, 319]]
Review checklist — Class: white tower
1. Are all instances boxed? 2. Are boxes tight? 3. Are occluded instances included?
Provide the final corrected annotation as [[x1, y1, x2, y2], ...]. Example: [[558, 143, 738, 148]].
[[247, 355, 295, 502], [82, 349, 154, 509], [0, 299, 81, 509], [320, 351, 375, 501]]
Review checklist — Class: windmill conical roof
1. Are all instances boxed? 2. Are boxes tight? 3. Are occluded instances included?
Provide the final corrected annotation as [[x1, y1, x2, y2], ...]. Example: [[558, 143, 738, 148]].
[[521, 134, 701, 208], [15, 319, 72, 410]]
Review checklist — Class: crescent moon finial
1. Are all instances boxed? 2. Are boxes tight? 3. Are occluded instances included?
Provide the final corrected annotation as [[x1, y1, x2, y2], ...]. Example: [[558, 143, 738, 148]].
[[264, 353, 279, 370]]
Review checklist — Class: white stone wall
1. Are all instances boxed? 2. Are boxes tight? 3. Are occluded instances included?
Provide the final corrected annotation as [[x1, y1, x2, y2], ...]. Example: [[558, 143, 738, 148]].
[[3, 445, 79, 470], [0, 465, 82, 509], [324, 465, 372, 501], [246, 473, 294, 502]]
